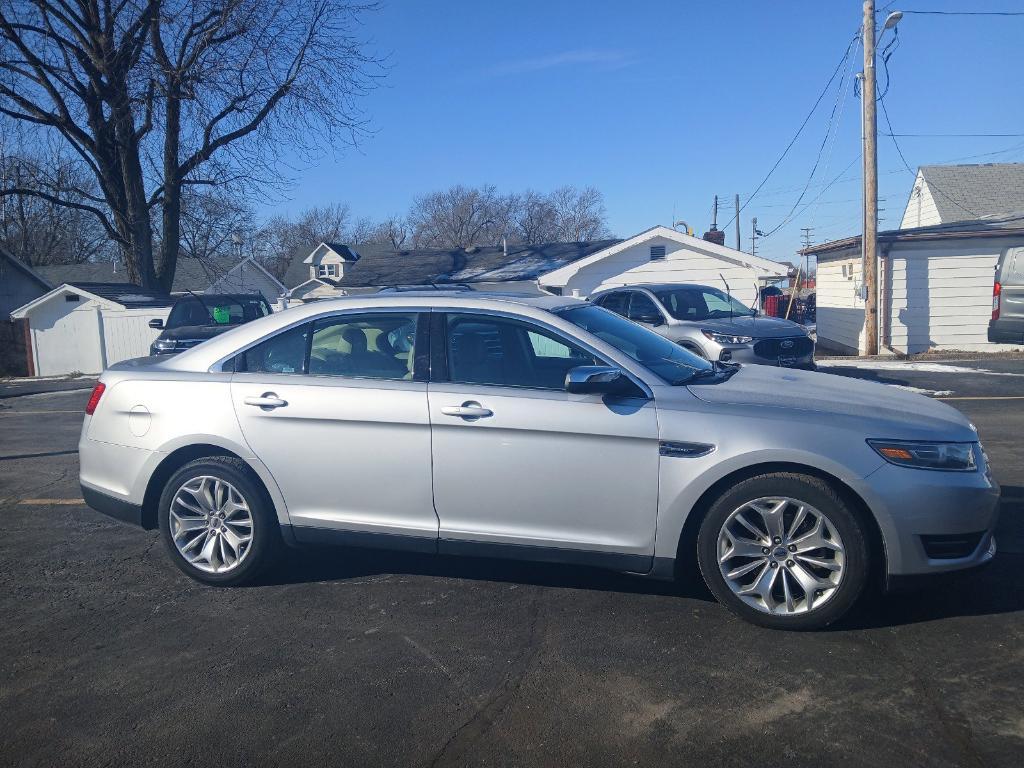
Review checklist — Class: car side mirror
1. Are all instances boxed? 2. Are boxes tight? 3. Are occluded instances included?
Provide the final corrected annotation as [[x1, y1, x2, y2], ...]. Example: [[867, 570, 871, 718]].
[[565, 365, 635, 396], [148, 318, 164, 329], [632, 313, 663, 327]]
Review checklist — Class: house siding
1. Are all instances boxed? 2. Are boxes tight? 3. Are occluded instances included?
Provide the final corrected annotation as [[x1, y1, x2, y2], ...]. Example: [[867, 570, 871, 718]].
[[560, 235, 774, 306], [0, 259, 47, 319], [900, 175, 942, 229], [816, 249, 866, 354], [885, 241, 1017, 353]]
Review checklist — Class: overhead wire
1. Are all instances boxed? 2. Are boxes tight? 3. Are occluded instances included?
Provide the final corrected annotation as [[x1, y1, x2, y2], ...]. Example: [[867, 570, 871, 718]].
[[720, 30, 862, 231]]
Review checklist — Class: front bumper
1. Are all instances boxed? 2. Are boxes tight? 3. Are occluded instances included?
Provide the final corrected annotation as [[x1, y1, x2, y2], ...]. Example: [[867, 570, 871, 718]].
[[716, 341, 816, 369], [860, 461, 1001, 579]]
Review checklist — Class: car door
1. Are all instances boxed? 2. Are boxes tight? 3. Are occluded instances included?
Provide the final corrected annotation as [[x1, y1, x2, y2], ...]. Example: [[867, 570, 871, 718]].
[[427, 310, 660, 570], [230, 311, 438, 545]]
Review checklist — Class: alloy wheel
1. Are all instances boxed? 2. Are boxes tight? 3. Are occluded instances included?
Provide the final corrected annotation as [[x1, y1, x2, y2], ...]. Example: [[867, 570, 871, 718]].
[[169, 475, 254, 574], [717, 496, 845, 615]]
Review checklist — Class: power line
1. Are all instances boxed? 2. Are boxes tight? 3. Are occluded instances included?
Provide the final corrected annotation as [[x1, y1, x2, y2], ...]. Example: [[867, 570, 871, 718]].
[[901, 9, 1024, 17], [721, 31, 861, 231], [882, 132, 1024, 138]]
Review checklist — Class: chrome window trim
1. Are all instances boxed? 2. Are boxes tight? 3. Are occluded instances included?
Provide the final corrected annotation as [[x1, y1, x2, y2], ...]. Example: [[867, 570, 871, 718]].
[[430, 306, 655, 400]]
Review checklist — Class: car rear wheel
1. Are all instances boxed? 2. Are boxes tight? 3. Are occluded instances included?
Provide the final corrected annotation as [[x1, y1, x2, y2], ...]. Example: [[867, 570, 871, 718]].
[[158, 457, 279, 586], [697, 472, 868, 630]]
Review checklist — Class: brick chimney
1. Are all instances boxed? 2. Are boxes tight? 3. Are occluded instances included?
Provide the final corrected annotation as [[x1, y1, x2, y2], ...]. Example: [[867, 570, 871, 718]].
[[702, 228, 726, 246]]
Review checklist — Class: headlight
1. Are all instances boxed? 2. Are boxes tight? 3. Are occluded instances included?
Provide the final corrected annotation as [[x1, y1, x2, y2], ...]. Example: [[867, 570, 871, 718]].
[[152, 339, 177, 352], [701, 329, 753, 345], [867, 440, 978, 471]]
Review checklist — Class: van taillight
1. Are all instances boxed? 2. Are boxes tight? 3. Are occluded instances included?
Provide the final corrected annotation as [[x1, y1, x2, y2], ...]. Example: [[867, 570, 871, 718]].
[[992, 282, 1001, 320], [85, 382, 106, 415]]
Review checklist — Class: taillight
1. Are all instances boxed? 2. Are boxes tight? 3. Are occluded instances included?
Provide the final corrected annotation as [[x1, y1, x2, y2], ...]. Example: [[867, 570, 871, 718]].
[[992, 282, 1001, 320], [85, 382, 106, 415]]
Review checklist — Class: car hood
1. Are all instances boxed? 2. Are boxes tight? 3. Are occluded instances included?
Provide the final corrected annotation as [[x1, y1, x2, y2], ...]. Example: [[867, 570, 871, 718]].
[[158, 324, 235, 342], [682, 364, 977, 441], [678, 314, 805, 338]]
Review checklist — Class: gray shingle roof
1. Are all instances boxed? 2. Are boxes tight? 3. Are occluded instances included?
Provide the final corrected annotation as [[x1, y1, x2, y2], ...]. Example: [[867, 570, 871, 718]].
[[67, 283, 175, 308], [37, 257, 242, 293], [920, 163, 1024, 223], [281, 240, 621, 289]]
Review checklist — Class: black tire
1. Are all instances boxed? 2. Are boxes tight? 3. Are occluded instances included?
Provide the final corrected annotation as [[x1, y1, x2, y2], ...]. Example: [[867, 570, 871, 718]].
[[696, 472, 868, 630], [158, 456, 280, 586]]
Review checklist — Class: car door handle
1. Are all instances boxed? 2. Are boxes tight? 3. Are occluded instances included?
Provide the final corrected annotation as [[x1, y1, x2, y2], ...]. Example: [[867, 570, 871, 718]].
[[244, 393, 288, 409], [441, 402, 492, 419]]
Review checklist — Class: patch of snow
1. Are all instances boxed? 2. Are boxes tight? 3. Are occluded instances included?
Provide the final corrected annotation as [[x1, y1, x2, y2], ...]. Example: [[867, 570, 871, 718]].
[[817, 360, 1024, 376], [887, 384, 955, 397], [117, 294, 155, 303]]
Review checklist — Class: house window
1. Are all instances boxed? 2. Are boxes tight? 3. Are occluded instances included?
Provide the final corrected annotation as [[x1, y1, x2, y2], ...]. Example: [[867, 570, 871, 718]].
[[65, 294, 80, 302], [649, 245, 666, 260], [317, 263, 339, 278]]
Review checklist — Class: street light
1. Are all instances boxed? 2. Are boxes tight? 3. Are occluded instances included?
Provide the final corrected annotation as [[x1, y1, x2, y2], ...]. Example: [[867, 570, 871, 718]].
[[883, 10, 903, 30]]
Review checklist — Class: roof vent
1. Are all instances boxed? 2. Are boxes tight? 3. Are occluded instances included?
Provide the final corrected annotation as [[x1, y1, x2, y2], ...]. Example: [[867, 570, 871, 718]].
[[650, 245, 666, 260]]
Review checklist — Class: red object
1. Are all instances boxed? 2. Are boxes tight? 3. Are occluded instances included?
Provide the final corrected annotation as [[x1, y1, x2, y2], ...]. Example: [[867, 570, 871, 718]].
[[764, 294, 783, 317], [992, 281, 1001, 320], [85, 382, 106, 415]]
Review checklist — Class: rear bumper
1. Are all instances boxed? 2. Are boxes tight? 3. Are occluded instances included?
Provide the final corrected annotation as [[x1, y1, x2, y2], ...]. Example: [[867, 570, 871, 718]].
[[81, 483, 154, 529], [988, 318, 1024, 344]]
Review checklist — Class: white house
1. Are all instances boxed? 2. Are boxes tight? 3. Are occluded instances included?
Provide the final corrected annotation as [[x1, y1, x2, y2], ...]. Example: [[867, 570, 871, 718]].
[[538, 226, 788, 305], [806, 216, 1024, 355], [11, 283, 174, 376], [901, 163, 1024, 230]]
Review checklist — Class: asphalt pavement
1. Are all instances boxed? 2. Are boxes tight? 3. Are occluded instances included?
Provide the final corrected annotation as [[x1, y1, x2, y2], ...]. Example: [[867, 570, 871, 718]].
[[0, 361, 1022, 768]]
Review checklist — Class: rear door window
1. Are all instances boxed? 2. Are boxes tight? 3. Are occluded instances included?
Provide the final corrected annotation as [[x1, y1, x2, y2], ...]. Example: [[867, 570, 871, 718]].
[[237, 323, 311, 374], [599, 292, 630, 316], [308, 313, 418, 380]]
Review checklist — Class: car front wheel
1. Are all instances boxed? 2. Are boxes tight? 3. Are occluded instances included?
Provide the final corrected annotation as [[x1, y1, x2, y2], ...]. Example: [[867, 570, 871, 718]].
[[697, 472, 868, 630], [158, 457, 279, 586]]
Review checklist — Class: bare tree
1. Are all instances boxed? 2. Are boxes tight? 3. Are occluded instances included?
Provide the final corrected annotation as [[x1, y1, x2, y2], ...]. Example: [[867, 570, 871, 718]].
[[0, 149, 112, 266], [255, 202, 369, 277], [177, 190, 254, 262], [409, 184, 523, 249], [549, 185, 611, 241], [0, 0, 379, 290], [514, 189, 557, 244], [369, 215, 409, 249]]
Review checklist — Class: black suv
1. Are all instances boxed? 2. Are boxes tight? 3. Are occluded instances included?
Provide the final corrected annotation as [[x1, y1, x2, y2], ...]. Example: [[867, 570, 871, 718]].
[[149, 293, 272, 355]]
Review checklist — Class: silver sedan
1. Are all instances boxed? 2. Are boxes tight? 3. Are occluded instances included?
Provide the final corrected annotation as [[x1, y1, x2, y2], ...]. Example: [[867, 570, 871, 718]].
[[79, 292, 998, 630]]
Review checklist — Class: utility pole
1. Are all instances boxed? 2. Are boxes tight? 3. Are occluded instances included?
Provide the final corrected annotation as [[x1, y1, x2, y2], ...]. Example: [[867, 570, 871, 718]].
[[750, 217, 759, 258], [800, 227, 814, 284], [734, 194, 741, 251], [712, 195, 718, 229], [862, 0, 879, 355]]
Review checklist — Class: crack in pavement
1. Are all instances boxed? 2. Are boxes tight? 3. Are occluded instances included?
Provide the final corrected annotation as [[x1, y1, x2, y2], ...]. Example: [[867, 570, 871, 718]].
[[427, 591, 545, 768]]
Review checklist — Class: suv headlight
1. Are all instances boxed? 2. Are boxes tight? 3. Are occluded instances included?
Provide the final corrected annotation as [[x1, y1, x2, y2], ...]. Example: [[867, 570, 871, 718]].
[[701, 329, 753, 345], [867, 440, 978, 471], [152, 339, 177, 352]]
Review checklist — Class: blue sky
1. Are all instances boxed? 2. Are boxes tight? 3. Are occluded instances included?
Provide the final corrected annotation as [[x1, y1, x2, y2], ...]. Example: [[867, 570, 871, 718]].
[[266, 0, 1024, 263]]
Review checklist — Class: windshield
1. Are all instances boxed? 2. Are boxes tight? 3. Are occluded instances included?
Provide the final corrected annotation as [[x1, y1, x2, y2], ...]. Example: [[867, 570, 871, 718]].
[[655, 286, 754, 321], [166, 295, 269, 329], [556, 304, 713, 385]]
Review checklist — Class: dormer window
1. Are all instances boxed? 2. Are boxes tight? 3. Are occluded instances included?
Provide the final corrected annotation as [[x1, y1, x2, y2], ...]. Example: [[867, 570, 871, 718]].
[[649, 245, 666, 260], [317, 263, 339, 278]]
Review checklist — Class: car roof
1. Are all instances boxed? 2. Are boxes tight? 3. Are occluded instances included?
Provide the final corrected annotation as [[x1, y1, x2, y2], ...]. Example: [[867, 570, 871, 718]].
[[594, 283, 713, 294]]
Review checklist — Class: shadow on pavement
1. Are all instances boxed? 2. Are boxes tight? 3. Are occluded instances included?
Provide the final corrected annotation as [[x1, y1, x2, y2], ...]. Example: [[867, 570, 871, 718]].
[[255, 487, 1023, 630]]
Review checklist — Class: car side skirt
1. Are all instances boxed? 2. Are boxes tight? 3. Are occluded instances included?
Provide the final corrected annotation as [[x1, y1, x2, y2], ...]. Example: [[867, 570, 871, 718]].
[[284, 525, 654, 573]]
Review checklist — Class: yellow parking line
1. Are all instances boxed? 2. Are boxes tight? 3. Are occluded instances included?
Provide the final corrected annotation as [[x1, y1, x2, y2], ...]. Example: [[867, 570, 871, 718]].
[[17, 498, 85, 505]]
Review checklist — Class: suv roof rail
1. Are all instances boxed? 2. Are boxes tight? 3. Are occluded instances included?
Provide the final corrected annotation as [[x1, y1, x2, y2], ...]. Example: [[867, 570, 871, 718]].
[[376, 283, 473, 293]]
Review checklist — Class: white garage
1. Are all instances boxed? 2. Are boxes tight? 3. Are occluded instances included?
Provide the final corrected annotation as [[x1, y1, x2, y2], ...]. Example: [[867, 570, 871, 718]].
[[11, 283, 174, 376], [538, 225, 788, 306], [807, 217, 1024, 355]]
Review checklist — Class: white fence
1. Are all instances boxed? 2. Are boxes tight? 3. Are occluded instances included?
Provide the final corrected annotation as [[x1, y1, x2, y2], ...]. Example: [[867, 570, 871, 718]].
[[100, 307, 171, 367]]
